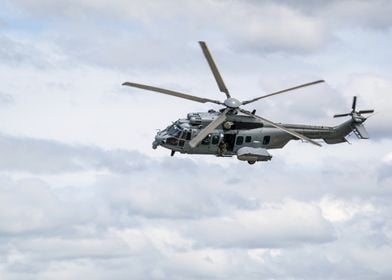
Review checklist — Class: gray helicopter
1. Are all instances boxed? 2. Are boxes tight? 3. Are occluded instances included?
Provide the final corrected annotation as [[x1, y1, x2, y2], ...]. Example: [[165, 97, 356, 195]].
[[123, 41, 374, 164]]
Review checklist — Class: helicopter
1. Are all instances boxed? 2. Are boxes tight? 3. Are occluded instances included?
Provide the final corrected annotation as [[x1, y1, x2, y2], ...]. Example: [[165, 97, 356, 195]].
[[123, 41, 374, 164]]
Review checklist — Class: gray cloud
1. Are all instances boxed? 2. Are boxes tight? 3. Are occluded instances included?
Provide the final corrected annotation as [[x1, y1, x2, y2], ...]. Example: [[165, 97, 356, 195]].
[[3, 0, 391, 100], [0, 133, 149, 174], [0, 141, 391, 278], [0, 92, 14, 106], [260, 0, 392, 30], [186, 199, 335, 249], [0, 177, 94, 235], [320, 0, 392, 30], [0, 1, 340, 68], [0, 34, 58, 68], [0, 174, 390, 279]]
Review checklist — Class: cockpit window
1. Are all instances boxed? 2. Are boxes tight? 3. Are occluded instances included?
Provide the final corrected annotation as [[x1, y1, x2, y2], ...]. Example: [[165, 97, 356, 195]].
[[166, 137, 178, 146], [167, 125, 182, 138]]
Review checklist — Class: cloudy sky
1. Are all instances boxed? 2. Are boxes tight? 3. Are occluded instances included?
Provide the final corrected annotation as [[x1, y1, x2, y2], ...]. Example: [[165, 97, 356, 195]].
[[0, 0, 392, 279]]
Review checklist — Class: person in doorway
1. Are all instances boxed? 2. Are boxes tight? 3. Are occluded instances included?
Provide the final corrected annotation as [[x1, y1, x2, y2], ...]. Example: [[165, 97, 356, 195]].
[[218, 141, 227, 156]]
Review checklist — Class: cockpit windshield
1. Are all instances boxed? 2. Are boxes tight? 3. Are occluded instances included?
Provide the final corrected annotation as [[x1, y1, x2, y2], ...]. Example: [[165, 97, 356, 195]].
[[167, 124, 182, 138]]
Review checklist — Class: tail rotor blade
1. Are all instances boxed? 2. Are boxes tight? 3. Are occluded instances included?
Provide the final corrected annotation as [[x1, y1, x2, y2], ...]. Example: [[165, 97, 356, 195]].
[[333, 113, 351, 118], [334, 96, 375, 118], [358, 109, 374, 114], [199, 41, 230, 98], [352, 96, 357, 111]]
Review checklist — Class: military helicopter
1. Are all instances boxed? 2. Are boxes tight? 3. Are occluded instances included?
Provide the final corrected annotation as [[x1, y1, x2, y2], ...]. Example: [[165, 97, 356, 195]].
[[123, 41, 374, 164]]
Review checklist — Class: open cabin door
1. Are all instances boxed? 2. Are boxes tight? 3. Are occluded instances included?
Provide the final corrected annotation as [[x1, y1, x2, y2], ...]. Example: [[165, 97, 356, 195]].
[[223, 133, 236, 152]]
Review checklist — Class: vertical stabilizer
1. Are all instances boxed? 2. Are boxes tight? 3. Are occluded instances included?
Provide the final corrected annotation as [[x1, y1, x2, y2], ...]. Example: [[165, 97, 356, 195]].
[[353, 123, 369, 139], [332, 96, 374, 141]]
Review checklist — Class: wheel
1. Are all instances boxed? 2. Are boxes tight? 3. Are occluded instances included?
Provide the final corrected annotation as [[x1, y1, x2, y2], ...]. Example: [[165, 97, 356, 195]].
[[247, 160, 256, 165]]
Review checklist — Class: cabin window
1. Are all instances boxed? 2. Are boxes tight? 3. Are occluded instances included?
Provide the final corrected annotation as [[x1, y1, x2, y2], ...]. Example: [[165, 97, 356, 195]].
[[202, 134, 211, 145], [179, 131, 188, 146], [211, 135, 220, 145], [245, 136, 252, 143], [236, 136, 244, 145], [263, 136, 270, 145]]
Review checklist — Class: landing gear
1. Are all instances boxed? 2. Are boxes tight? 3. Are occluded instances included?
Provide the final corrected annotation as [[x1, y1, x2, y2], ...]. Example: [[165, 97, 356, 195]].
[[171, 150, 175, 156], [247, 160, 256, 165]]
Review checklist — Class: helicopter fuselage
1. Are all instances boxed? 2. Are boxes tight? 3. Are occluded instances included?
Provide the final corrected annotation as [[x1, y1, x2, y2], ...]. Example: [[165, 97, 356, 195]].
[[152, 109, 359, 164]]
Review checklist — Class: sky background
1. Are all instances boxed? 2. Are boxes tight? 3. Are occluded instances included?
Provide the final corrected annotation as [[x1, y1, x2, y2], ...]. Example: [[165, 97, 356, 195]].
[[0, 0, 392, 279]]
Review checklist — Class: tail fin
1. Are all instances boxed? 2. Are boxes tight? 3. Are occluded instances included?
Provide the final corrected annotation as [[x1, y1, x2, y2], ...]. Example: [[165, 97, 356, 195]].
[[332, 96, 374, 141], [353, 123, 369, 139]]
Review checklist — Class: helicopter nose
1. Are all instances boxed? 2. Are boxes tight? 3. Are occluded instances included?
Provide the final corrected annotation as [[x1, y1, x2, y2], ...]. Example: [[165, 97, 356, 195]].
[[152, 141, 158, 149], [153, 136, 162, 149], [152, 132, 166, 149]]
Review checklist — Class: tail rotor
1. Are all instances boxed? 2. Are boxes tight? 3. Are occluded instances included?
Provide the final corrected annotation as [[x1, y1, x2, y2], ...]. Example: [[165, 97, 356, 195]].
[[333, 96, 374, 139], [333, 96, 374, 119]]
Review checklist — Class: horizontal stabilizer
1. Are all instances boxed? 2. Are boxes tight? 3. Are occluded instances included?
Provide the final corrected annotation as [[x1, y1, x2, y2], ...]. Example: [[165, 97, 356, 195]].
[[354, 123, 369, 139]]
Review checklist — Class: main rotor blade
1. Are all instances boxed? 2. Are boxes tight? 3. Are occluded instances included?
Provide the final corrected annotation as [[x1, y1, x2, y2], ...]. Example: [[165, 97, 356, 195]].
[[189, 108, 229, 148], [242, 80, 325, 105], [240, 109, 322, 147], [199, 41, 231, 98], [122, 82, 222, 105]]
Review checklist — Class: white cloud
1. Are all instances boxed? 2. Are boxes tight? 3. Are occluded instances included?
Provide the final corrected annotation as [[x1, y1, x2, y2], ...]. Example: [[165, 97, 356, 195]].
[[186, 199, 335, 248], [319, 196, 375, 222], [1, 0, 392, 279], [383, 152, 392, 163]]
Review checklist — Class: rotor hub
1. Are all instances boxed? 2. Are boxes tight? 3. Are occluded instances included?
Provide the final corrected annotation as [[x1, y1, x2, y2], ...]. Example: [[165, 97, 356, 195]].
[[224, 97, 241, 108]]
